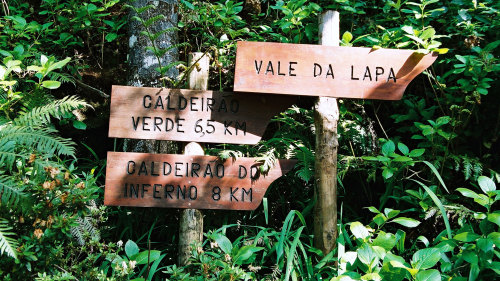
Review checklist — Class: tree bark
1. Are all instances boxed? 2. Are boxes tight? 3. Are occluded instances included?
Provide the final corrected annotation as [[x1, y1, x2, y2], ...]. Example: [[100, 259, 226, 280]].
[[313, 10, 340, 255], [124, 0, 179, 154]]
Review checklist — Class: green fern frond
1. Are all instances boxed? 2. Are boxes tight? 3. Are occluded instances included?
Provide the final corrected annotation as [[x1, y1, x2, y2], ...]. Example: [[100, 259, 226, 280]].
[[0, 126, 76, 158], [0, 219, 18, 260], [13, 96, 88, 127], [47, 72, 75, 86], [0, 175, 27, 208], [143, 15, 166, 28]]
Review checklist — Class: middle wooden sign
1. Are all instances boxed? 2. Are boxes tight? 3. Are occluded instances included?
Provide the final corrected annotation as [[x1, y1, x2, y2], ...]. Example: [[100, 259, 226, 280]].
[[108, 86, 295, 144]]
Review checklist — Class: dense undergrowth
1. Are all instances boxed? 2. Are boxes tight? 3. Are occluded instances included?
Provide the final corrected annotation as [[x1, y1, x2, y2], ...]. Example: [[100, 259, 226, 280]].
[[0, 0, 499, 280]]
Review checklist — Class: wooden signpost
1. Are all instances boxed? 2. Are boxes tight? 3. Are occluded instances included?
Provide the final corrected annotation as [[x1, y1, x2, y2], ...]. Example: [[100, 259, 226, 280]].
[[104, 152, 296, 210], [108, 85, 295, 144], [234, 41, 438, 100]]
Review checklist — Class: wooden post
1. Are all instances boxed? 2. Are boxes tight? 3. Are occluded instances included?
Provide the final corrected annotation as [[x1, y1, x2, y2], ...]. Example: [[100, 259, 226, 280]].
[[313, 11, 340, 255], [178, 52, 209, 266]]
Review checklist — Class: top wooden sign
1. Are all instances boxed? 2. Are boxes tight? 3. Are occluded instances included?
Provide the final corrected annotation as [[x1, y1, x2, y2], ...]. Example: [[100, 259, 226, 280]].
[[234, 41, 437, 100]]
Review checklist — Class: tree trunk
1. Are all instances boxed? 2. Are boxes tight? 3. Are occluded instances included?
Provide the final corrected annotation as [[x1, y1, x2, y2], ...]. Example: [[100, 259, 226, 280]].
[[124, 0, 179, 153], [313, 10, 340, 255]]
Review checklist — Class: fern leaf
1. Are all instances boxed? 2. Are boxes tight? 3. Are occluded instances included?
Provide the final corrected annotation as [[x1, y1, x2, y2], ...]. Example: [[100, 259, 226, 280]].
[[0, 219, 18, 260], [14, 96, 88, 127], [143, 15, 165, 28], [47, 72, 75, 86], [0, 175, 27, 208]]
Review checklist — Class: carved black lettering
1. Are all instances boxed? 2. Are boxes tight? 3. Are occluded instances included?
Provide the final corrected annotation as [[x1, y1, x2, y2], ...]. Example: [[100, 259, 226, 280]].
[[178, 96, 187, 110], [130, 183, 139, 198], [278, 61, 285, 76], [165, 184, 174, 199], [216, 164, 224, 178], [218, 99, 227, 112], [265, 61, 274, 75], [203, 164, 213, 178], [242, 188, 252, 202], [126, 161, 135, 175], [207, 98, 215, 111], [238, 165, 247, 179], [163, 162, 172, 176], [212, 186, 221, 201], [154, 96, 164, 109], [375, 67, 384, 81], [138, 161, 148, 176], [235, 121, 246, 136], [289, 62, 297, 76], [387, 67, 396, 82], [250, 166, 259, 180], [142, 116, 151, 131], [191, 163, 200, 177], [326, 64, 334, 79], [190, 97, 198, 111], [189, 185, 197, 200], [132, 116, 140, 131], [177, 185, 186, 199], [151, 162, 159, 176], [143, 95, 152, 108], [165, 118, 174, 132], [166, 95, 175, 110], [153, 184, 161, 199], [230, 100, 239, 113], [254, 60, 263, 74], [176, 118, 185, 133], [175, 162, 182, 177], [224, 121, 232, 135], [313, 63, 322, 77], [230, 187, 239, 201], [141, 184, 150, 198], [154, 117, 163, 131], [351, 65, 359, 80], [363, 66, 372, 81]]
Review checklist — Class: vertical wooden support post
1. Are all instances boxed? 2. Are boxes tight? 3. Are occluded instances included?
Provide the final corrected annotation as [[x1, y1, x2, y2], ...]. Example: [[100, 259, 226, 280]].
[[313, 11, 340, 255], [178, 52, 209, 265]]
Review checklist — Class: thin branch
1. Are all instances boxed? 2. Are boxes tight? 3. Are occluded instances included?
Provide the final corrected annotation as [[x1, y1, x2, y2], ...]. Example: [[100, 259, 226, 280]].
[[73, 78, 110, 98]]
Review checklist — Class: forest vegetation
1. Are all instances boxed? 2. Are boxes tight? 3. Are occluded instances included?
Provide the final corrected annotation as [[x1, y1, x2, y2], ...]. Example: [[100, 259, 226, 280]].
[[0, 0, 499, 280]]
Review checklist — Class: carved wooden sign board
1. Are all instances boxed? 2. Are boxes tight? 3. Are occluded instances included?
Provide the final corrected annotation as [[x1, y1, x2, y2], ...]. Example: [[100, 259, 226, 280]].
[[234, 41, 438, 100], [108, 86, 295, 144], [105, 152, 296, 210]]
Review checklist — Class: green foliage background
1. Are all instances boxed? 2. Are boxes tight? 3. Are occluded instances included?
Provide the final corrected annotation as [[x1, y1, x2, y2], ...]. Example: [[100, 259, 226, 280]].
[[0, 0, 499, 280]]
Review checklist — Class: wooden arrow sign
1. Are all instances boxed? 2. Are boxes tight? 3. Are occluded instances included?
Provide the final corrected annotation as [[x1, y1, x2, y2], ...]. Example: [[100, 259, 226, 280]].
[[104, 152, 296, 210], [108, 86, 295, 144], [234, 41, 437, 100]]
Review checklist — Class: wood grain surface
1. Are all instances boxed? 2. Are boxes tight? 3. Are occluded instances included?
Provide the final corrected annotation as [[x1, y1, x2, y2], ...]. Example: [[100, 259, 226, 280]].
[[104, 152, 296, 210], [108, 86, 296, 144], [234, 41, 438, 100]]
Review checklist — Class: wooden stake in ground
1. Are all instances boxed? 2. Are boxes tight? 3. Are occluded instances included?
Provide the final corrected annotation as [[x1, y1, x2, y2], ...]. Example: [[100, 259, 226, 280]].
[[313, 10, 340, 255], [178, 52, 209, 266]]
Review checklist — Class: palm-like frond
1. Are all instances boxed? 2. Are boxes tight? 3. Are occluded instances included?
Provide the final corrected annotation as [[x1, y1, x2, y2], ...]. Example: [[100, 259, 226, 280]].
[[0, 219, 18, 260], [0, 175, 27, 208], [13, 95, 88, 127]]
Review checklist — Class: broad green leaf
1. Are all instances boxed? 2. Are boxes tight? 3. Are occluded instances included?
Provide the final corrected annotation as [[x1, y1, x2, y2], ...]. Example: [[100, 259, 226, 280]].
[[125, 240, 139, 258], [133, 250, 161, 265], [382, 168, 394, 179], [415, 269, 440, 281], [72, 120, 87, 130], [477, 238, 493, 253], [433, 48, 448, 54], [105, 33, 118, 42], [487, 212, 500, 227], [382, 140, 395, 156], [350, 221, 370, 240], [373, 231, 397, 251], [420, 28, 436, 40], [392, 217, 420, 228], [487, 232, 500, 247], [478, 176, 496, 193], [393, 156, 413, 162], [213, 233, 232, 254], [397, 143, 409, 155], [41, 80, 61, 89], [234, 245, 263, 265], [357, 244, 378, 268], [411, 248, 440, 270], [384, 208, 400, 219], [456, 188, 481, 200], [361, 273, 381, 281]]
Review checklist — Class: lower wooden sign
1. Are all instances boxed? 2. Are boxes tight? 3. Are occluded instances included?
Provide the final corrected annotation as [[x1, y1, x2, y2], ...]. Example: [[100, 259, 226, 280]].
[[104, 152, 296, 210], [108, 86, 296, 144]]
